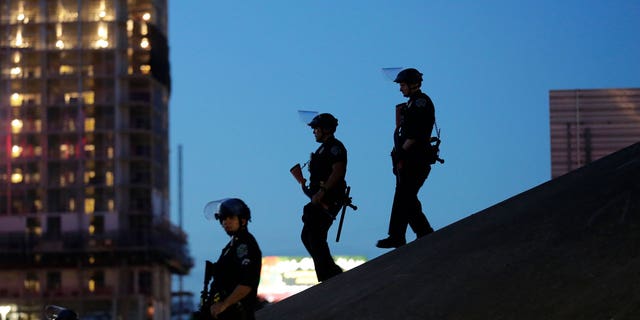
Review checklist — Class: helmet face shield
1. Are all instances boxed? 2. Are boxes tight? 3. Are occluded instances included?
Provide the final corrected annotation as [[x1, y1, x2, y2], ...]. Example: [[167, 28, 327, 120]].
[[203, 198, 228, 221], [203, 198, 251, 223], [381, 67, 403, 81], [298, 110, 319, 125]]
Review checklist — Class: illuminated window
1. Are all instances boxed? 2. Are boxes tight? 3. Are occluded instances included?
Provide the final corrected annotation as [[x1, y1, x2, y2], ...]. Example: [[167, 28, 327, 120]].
[[10, 93, 22, 106], [85, 144, 96, 157], [11, 169, 23, 183], [108, 199, 114, 211], [11, 145, 23, 158], [11, 119, 23, 133], [84, 170, 96, 184], [69, 198, 76, 211], [85, 118, 96, 131], [10, 66, 22, 77], [85, 198, 95, 214], [141, 22, 148, 35], [140, 65, 151, 74], [64, 91, 95, 104], [60, 65, 74, 74], [127, 19, 134, 36], [107, 147, 114, 159], [106, 171, 114, 186], [24, 272, 40, 293], [60, 143, 75, 158]]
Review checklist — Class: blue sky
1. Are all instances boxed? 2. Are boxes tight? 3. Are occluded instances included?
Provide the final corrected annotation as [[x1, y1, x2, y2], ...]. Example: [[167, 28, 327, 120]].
[[166, 1, 640, 295]]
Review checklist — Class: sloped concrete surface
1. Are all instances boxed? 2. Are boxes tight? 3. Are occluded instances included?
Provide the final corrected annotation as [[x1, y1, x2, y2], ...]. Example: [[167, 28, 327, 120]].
[[257, 142, 640, 320]]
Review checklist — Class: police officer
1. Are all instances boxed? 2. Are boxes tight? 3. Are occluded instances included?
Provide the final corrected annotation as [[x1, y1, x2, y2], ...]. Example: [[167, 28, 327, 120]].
[[208, 198, 262, 320], [377, 68, 435, 249], [301, 113, 346, 281]]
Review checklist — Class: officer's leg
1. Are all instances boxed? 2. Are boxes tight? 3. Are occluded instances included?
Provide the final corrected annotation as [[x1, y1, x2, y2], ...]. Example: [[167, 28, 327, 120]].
[[303, 203, 342, 281], [388, 175, 409, 240], [406, 165, 433, 237]]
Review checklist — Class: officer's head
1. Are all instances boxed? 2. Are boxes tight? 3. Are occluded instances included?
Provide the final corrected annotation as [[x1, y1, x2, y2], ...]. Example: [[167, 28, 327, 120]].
[[394, 68, 422, 97], [308, 113, 338, 142], [209, 198, 251, 235]]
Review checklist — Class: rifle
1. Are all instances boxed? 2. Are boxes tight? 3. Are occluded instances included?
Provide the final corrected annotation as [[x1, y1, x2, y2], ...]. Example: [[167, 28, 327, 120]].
[[335, 186, 358, 242], [193, 260, 217, 320], [291, 162, 358, 242]]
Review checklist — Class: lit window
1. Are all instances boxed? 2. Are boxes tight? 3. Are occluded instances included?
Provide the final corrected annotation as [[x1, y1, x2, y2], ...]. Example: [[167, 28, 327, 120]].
[[10, 93, 22, 106], [107, 147, 114, 159], [85, 118, 96, 131], [11, 145, 23, 158], [88, 279, 96, 292], [11, 119, 23, 133], [141, 22, 148, 35], [140, 65, 151, 74], [10, 67, 22, 77], [11, 169, 24, 184], [69, 198, 76, 211], [140, 38, 149, 49], [84, 170, 96, 183], [108, 199, 114, 211], [105, 172, 114, 186], [60, 65, 75, 74], [85, 198, 95, 214]]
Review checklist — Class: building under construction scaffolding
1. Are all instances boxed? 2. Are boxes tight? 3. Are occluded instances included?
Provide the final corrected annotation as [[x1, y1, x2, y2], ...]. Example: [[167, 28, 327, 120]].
[[549, 88, 640, 179], [0, 0, 192, 319]]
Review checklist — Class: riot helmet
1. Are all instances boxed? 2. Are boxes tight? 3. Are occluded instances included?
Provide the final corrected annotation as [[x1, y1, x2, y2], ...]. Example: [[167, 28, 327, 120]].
[[393, 68, 423, 84], [204, 198, 251, 224], [308, 113, 338, 130]]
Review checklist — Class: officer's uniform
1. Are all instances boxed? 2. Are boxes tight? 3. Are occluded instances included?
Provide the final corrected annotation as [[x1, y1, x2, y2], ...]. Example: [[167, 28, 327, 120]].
[[301, 136, 346, 281], [388, 90, 435, 241], [212, 229, 262, 320]]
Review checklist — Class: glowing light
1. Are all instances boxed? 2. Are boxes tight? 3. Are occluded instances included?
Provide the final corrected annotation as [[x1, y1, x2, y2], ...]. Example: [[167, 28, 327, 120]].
[[17, 13, 25, 21], [13, 52, 21, 63], [11, 171, 23, 184], [99, 11, 106, 18], [98, 25, 108, 38], [55, 39, 65, 49], [10, 67, 22, 76], [11, 119, 24, 133], [15, 29, 23, 47], [142, 12, 151, 21], [96, 39, 109, 48], [0, 305, 12, 320], [140, 38, 149, 49], [140, 65, 151, 74], [11, 145, 23, 158]]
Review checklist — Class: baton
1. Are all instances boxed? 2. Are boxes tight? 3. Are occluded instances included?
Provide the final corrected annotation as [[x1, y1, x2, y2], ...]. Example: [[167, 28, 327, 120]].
[[336, 186, 357, 242]]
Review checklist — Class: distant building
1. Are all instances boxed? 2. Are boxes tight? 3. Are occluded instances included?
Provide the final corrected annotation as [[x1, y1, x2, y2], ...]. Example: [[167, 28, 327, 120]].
[[549, 88, 640, 178], [0, 1, 192, 319]]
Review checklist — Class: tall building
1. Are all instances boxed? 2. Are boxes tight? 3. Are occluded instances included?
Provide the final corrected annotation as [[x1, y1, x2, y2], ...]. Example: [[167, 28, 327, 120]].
[[0, 1, 192, 319], [549, 88, 640, 178]]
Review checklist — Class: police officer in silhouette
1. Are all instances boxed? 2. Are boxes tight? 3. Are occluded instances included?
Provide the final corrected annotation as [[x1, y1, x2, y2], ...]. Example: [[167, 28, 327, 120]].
[[206, 198, 262, 320], [301, 113, 346, 281], [377, 68, 435, 249]]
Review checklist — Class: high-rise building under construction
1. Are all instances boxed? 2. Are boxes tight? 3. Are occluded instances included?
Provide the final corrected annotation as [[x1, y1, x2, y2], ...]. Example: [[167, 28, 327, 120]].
[[0, 1, 192, 319]]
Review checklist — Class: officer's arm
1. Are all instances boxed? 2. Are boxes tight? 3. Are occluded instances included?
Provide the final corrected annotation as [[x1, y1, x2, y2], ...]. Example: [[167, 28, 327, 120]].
[[324, 161, 346, 191], [210, 285, 252, 317], [312, 161, 346, 204]]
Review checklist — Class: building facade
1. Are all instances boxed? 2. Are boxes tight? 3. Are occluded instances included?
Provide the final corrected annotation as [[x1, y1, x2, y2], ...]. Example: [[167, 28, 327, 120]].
[[549, 88, 640, 178], [0, 0, 192, 319]]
